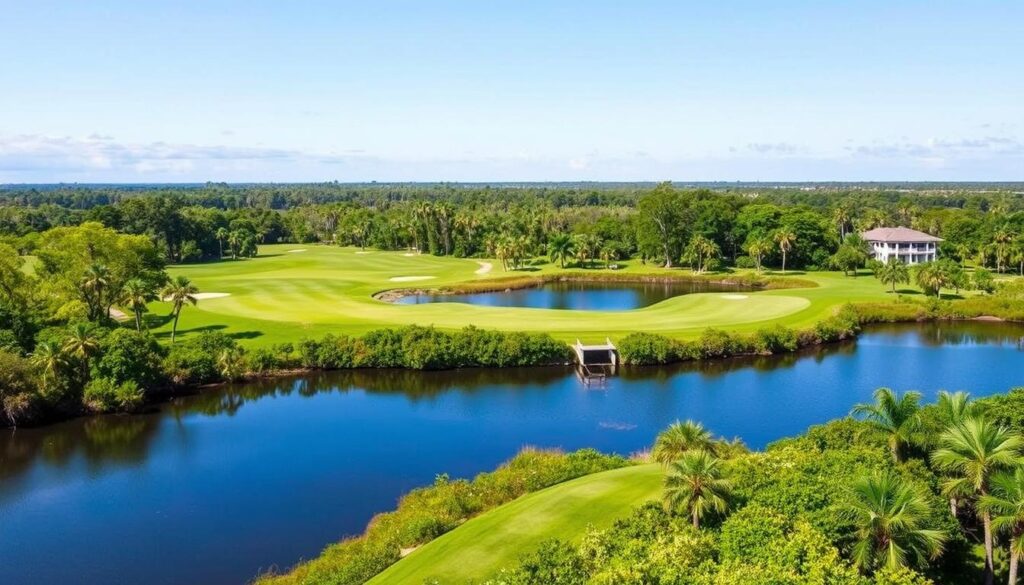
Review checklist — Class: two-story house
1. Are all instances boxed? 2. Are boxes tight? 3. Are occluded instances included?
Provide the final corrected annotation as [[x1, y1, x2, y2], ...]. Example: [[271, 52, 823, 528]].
[[861, 226, 942, 265]]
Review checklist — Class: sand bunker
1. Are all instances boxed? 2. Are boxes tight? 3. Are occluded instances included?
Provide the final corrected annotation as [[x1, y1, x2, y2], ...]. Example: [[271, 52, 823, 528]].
[[288, 249, 307, 253], [402, 252, 418, 257], [475, 261, 493, 275], [194, 292, 231, 300], [389, 276, 436, 282], [355, 251, 372, 255], [721, 294, 749, 300]]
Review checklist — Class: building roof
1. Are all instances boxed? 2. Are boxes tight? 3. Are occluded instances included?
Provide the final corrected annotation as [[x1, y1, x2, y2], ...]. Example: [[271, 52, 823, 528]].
[[860, 226, 943, 243]]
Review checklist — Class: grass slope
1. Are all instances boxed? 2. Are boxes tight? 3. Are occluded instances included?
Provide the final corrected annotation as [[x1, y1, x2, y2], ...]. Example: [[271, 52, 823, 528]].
[[368, 464, 662, 585], [148, 244, 900, 346]]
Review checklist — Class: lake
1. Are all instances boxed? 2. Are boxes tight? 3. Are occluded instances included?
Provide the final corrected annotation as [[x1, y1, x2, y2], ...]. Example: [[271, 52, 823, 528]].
[[2, 322, 1024, 585], [390, 280, 746, 310]]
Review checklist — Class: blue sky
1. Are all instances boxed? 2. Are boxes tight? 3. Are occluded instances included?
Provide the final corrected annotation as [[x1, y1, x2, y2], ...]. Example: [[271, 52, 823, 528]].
[[1, 1, 1022, 182]]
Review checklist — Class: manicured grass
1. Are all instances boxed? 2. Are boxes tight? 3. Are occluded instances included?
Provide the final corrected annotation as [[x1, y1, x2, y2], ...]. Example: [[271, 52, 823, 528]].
[[368, 464, 662, 584], [148, 244, 908, 346]]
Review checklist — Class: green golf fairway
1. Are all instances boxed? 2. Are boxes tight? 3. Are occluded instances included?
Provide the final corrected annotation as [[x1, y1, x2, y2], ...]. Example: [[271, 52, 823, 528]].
[[368, 464, 662, 584], [150, 244, 896, 346]]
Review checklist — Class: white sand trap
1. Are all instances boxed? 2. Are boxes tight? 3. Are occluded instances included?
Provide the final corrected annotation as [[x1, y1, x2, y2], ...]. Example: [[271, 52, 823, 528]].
[[402, 252, 418, 257], [288, 249, 307, 253], [161, 292, 231, 301], [475, 261, 493, 275], [721, 294, 749, 300], [389, 276, 436, 282], [355, 251, 372, 255]]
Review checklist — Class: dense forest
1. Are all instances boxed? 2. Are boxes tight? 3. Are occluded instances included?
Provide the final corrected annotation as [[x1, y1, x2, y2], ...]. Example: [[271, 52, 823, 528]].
[[3, 182, 1024, 272]]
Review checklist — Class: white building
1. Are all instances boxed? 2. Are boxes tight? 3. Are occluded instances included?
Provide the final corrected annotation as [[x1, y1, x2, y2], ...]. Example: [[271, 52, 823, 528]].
[[861, 227, 942, 265]]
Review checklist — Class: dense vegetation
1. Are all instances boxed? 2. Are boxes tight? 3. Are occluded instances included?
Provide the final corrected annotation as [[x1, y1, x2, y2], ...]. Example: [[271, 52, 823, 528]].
[[4, 182, 1024, 275], [260, 387, 1024, 585]]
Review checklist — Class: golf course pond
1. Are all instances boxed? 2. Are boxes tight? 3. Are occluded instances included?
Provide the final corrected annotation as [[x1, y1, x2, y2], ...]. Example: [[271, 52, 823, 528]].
[[3, 321, 1024, 585], [390, 279, 748, 310]]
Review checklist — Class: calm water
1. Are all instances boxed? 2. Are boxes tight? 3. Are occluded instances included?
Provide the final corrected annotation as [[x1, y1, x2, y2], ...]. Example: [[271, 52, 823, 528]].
[[3, 322, 1024, 585], [392, 280, 744, 310]]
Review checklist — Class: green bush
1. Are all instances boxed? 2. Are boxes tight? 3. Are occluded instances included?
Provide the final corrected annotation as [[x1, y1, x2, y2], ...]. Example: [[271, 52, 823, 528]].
[[83, 377, 144, 413], [91, 329, 165, 389], [163, 331, 238, 385], [617, 332, 682, 365]]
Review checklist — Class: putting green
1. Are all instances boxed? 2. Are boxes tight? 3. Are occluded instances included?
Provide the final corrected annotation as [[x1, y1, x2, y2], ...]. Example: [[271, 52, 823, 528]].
[[149, 244, 897, 346], [368, 464, 662, 584]]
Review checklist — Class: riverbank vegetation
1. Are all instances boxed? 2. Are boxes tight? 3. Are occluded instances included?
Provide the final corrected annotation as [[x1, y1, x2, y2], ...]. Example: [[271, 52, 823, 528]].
[[260, 387, 1024, 584]]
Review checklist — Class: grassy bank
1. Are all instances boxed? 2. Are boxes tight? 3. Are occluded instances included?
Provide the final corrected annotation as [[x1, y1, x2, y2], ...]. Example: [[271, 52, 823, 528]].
[[367, 465, 662, 584]]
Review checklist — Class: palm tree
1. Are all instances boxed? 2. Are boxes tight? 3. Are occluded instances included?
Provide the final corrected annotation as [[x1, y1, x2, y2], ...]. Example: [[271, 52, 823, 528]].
[[933, 416, 1024, 585], [547, 234, 574, 269], [652, 420, 715, 465], [979, 468, 1024, 585], [31, 340, 68, 396], [848, 471, 947, 573], [851, 388, 922, 463], [80, 262, 111, 321], [663, 450, 732, 529], [600, 243, 616, 269], [746, 237, 773, 274], [915, 262, 948, 297], [119, 278, 156, 331], [832, 204, 853, 240], [774, 229, 796, 273], [874, 257, 910, 293], [993, 229, 1015, 273], [215, 227, 229, 259], [936, 391, 978, 426], [161, 276, 199, 344], [63, 323, 101, 365], [685, 235, 719, 274]]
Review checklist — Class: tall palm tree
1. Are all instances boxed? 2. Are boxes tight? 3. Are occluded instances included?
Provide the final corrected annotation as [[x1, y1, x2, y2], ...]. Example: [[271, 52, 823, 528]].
[[979, 468, 1024, 585], [161, 276, 199, 344], [663, 450, 732, 529], [215, 227, 229, 259], [63, 323, 101, 365], [848, 471, 947, 573], [120, 278, 156, 331], [80, 262, 111, 321], [832, 204, 852, 240], [851, 388, 922, 463], [932, 416, 1024, 585], [31, 340, 68, 396], [875, 257, 910, 293], [774, 229, 797, 273], [652, 420, 715, 465], [547, 234, 574, 269]]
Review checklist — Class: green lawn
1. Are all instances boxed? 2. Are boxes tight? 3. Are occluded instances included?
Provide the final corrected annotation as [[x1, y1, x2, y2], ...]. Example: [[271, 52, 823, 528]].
[[368, 464, 662, 585], [146, 244, 906, 346]]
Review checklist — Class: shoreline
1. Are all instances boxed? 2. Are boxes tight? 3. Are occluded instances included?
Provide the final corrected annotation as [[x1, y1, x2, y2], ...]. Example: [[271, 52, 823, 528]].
[[7, 312, 1015, 431], [372, 270, 814, 303]]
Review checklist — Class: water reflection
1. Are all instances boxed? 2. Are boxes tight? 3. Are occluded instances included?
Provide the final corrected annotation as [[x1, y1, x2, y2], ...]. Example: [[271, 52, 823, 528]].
[[393, 280, 750, 310]]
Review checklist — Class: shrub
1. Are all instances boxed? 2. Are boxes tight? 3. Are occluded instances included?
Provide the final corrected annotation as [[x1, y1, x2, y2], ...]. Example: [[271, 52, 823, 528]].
[[163, 331, 238, 385], [749, 324, 798, 354], [92, 329, 165, 389], [0, 350, 41, 425], [617, 332, 682, 365], [83, 377, 144, 413]]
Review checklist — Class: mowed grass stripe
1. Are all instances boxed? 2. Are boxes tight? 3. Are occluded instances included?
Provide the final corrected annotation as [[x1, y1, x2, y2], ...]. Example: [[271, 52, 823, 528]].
[[368, 464, 662, 585]]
